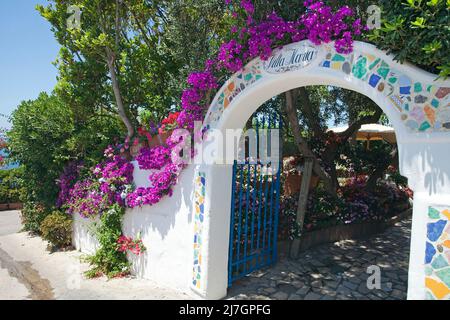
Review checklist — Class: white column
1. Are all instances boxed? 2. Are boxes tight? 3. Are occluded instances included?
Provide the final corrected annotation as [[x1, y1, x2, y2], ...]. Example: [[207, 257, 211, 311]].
[[191, 164, 234, 299]]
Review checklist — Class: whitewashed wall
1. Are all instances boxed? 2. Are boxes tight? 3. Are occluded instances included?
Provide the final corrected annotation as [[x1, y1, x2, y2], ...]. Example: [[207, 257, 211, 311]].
[[73, 162, 196, 293], [72, 213, 99, 255], [122, 162, 195, 292]]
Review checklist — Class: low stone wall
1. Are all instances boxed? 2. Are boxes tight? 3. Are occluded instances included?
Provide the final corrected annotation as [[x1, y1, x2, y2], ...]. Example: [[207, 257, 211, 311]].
[[0, 203, 23, 211], [279, 208, 413, 257]]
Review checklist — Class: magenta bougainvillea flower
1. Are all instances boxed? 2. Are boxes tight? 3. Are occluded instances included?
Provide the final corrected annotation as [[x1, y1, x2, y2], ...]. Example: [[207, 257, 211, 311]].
[[61, 0, 365, 212]]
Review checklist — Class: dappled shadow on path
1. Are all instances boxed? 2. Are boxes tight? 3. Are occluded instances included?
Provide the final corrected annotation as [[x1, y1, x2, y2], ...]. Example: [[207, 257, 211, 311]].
[[227, 219, 412, 300]]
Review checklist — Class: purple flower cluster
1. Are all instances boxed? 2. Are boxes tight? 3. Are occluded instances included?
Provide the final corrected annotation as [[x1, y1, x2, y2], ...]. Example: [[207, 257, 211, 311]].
[[302, 2, 362, 54], [94, 155, 134, 186], [126, 163, 183, 208], [56, 161, 84, 208], [135, 146, 171, 170], [179, 0, 365, 131], [64, 148, 134, 217], [187, 72, 219, 91], [218, 39, 244, 72], [65, 180, 111, 218]]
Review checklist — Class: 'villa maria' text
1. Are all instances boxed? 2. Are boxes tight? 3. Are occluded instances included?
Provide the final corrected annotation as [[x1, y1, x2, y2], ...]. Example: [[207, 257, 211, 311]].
[[265, 46, 317, 72]]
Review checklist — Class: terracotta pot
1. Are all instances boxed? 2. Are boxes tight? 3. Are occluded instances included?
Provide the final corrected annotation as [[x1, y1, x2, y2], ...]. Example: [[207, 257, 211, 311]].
[[284, 173, 301, 196], [284, 172, 320, 197], [148, 131, 173, 149]]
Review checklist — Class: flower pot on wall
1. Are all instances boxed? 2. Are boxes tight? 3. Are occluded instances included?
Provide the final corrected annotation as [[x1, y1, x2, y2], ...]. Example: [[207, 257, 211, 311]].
[[283, 156, 320, 197], [148, 131, 173, 149], [284, 172, 319, 197]]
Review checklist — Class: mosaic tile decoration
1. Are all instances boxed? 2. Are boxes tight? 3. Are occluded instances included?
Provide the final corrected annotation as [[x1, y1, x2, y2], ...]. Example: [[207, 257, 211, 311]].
[[204, 61, 263, 129], [425, 206, 450, 300], [204, 43, 449, 134], [192, 171, 206, 290], [320, 48, 450, 133]]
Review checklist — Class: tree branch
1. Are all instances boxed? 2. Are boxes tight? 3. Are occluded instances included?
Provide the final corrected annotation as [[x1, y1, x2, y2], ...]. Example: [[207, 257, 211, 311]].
[[298, 87, 323, 139], [285, 90, 338, 198], [338, 109, 383, 142]]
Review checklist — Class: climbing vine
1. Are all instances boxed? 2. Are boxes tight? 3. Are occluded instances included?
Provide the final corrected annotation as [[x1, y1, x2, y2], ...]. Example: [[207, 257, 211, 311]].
[[84, 204, 130, 278]]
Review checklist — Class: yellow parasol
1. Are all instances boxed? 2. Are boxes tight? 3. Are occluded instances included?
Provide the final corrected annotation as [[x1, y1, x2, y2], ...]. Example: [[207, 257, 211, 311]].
[[329, 124, 396, 150]]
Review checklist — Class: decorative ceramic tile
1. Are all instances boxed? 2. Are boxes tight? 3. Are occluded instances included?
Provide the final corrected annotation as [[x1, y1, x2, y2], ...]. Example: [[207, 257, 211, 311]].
[[205, 43, 449, 133], [425, 207, 450, 300], [320, 47, 450, 133], [192, 171, 206, 290], [204, 61, 263, 129]]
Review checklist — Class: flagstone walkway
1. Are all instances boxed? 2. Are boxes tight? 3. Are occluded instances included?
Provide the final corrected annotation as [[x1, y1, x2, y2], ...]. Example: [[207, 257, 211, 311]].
[[227, 218, 412, 300]]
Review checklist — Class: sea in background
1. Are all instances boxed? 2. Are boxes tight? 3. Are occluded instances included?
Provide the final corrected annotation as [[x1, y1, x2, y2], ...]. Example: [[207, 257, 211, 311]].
[[0, 149, 19, 170]]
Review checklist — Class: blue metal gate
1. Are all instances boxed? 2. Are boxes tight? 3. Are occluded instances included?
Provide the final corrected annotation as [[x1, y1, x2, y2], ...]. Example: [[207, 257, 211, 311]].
[[228, 112, 282, 286]]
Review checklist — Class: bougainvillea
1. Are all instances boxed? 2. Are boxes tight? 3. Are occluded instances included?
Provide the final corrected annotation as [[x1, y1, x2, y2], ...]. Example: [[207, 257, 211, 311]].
[[56, 161, 84, 208], [63, 0, 366, 211], [124, 0, 366, 209], [117, 235, 146, 256], [126, 163, 183, 208], [135, 146, 171, 171], [65, 147, 134, 217]]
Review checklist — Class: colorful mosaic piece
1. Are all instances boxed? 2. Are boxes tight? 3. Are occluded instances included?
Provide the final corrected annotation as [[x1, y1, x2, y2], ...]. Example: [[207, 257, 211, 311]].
[[425, 207, 450, 300], [204, 61, 263, 129], [192, 171, 206, 290], [320, 48, 450, 133]]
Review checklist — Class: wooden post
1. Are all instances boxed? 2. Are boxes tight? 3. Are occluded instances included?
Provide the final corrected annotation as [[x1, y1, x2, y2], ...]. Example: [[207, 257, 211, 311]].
[[290, 157, 314, 258]]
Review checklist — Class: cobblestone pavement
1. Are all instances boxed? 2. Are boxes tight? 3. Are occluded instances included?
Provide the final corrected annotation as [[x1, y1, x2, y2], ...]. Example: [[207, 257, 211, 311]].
[[227, 218, 411, 300]]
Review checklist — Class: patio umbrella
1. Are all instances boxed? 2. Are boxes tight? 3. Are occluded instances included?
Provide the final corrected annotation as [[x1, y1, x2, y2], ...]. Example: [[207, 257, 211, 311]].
[[329, 124, 397, 149]]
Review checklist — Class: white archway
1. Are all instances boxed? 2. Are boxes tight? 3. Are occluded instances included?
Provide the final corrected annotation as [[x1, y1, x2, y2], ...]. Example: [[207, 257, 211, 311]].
[[191, 40, 450, 300]]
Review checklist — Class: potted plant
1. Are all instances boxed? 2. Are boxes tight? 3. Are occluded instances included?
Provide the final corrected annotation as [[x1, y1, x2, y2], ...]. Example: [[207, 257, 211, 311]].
[[157, 111, 181, 145], [283, 156, 319, 197]]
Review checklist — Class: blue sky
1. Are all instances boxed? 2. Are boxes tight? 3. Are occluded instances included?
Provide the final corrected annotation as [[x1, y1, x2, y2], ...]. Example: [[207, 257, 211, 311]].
[[0, 0, 59, 129]]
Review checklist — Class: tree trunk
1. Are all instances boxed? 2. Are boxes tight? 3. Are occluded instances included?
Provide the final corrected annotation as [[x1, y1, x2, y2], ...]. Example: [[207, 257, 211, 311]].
[[106, 48, 134, 138], [284, 90, 338, 198]]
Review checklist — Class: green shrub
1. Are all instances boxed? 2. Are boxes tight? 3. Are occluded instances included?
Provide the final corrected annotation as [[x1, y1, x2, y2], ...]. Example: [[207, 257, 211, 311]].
[[0, 168, 25, 204], [84, 204, 130, 278], [367, 0, 450, 78], [40, 211, 73, 250], [21, 202, 52, 235]]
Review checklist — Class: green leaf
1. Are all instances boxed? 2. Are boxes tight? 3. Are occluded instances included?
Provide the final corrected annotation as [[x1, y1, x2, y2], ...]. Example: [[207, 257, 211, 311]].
[[422, 40, 443, 53], [411, 17, 426, 28]]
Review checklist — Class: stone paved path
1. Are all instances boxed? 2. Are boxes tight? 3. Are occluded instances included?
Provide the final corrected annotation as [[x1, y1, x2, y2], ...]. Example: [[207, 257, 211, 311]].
[[227, 218, 411, 300]]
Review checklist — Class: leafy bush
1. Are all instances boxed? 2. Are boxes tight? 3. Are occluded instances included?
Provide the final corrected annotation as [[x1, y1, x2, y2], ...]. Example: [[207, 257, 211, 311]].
[[367, 0, 450, 78], [0, 167, 24, 204], [21, 202, 51, 235], [8, 93, 75, 207], [40, 211, 73, 250]]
